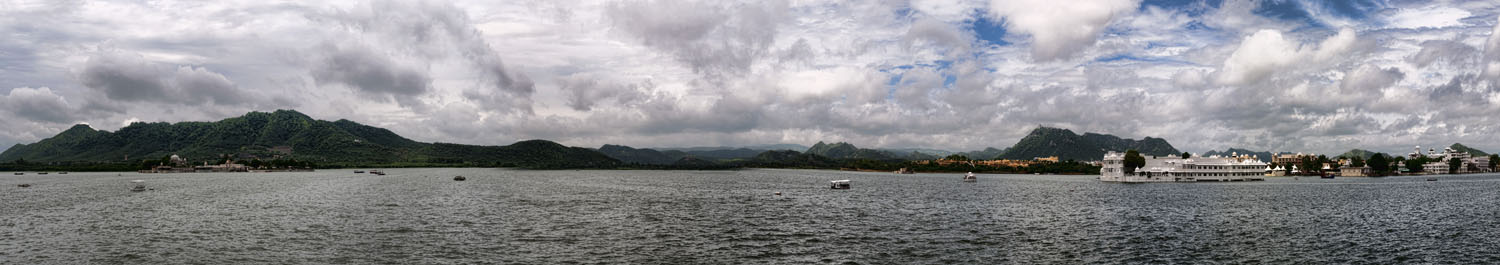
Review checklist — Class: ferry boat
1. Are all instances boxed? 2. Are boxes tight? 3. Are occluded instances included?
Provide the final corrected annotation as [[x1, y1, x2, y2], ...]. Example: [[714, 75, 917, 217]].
[[130, 180, 147, 192], [829, 180, 850, 189], [1100, 151, 1267, 183], [963, 172, 977, 182]]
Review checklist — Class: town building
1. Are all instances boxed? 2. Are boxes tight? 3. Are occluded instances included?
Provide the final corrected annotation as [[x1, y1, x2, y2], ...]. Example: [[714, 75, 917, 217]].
[[1340, 166, 1371, 177]]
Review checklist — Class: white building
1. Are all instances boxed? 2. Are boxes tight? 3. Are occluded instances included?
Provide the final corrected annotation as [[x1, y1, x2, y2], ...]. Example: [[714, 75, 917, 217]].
[[1100, 152, 1267, 182]]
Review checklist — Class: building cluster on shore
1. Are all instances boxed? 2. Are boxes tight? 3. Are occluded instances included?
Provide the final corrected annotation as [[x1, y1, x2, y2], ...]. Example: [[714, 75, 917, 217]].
[[138, 154, 312, 174], [1101, 145, 1498, 182], [916, 156, 1060, 168]]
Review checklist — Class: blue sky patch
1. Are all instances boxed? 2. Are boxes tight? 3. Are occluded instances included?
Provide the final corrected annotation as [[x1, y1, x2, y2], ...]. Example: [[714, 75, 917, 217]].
[[966, 13, 1009, 47]]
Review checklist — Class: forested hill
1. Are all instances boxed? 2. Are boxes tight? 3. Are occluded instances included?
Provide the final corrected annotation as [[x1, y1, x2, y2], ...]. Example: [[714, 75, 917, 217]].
[[0, 110, 619, 169], [998, 127, 1180, 161]]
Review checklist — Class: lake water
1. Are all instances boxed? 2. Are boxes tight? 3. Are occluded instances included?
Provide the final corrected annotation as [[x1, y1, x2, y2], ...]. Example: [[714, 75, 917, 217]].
[[3, 168, 1499, 264]]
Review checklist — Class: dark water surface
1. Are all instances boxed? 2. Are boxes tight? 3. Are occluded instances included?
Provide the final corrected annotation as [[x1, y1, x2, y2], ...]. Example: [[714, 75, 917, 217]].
[[3, 169, 1500, 264]]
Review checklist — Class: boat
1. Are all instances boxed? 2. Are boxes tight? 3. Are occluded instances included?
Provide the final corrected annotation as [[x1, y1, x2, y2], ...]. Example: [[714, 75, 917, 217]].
[[963, 172, 977, 182], [894, 167, 915, 174], [12, 172, 20, 175], [130, 180, 147, 192], [1427, 177, 1438, 181], [58, 172, 67, 175], [369, 170, 382, 175], [17, 184, 30, 188], [37, 172, 48, 175], [829, 180, 850, 189], [1320, 172, 1334, 179], [354, 170, 365, 173], [453, 176, 466, 181]]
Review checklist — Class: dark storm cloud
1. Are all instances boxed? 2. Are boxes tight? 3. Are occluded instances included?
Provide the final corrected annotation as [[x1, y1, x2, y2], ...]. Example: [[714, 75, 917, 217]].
[[311, 42, 431, 97], [606, 0, 786, 78], [0, 87, 77, 124], [78, 50, 255, 106]]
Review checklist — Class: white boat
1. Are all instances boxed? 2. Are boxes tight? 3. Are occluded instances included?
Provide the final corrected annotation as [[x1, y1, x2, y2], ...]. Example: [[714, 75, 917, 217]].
[[829, 180, 850, 189], [963, 172, 977, 182], [130, 180, 147, 192]]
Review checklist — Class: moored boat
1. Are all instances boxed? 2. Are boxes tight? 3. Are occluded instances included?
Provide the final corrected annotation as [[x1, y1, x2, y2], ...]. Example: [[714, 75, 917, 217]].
[[829, 180, 850, 189], [354, 170, 365, 173], [37, 172, 48, 175], [453, 176, 466, 181], [12, 172, 20, 175], [963, 172, 977, 182]]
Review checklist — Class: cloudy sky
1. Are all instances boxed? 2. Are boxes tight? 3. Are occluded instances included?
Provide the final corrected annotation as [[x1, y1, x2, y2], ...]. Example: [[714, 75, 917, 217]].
[[2, 0, 1500, 155]]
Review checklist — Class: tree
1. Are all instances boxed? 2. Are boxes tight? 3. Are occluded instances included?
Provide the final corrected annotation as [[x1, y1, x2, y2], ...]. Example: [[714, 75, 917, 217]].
[[1449, 157, 1462, 174], [1123, 150, 1145, 174], [1300, 156, 1320, 175], [1406, 156, 1426, 173], [1351, 157, 1365, 167], [1181, 152, 1191, 159], [1367, 154, 1389, 175], [1490, 154, 1498, 170], [944, 154, 970, 161]]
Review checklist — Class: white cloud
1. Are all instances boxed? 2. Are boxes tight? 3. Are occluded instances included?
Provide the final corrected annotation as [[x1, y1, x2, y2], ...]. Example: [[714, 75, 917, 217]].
[[988, 0, 1140, 61], [1216, 28, 1359, 85]]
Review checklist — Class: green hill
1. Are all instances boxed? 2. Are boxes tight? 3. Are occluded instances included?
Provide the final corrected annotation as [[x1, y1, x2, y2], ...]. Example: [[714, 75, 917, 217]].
[[998, 127, 1180, 161], [0, 110, 619, 169], [597, 144, 687, 165], [1449, 143, 1488, 156], [1335, 149, 1380, 160], [805, 142, 894, 160]]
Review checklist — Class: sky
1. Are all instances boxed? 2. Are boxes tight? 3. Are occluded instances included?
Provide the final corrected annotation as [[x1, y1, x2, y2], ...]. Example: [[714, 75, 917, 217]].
[[1, 0, 1499, 156]]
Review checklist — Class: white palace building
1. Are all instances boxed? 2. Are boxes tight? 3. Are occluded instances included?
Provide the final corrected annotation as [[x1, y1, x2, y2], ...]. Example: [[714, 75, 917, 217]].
[[1100, 151, 1268, 182]]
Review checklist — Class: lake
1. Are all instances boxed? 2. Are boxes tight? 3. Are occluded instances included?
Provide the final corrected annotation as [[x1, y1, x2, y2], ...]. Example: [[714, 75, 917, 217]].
[[3, 168, 1499, 264]]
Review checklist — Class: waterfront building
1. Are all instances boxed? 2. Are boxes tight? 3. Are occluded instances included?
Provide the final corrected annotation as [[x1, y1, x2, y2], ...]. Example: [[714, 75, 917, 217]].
[[1424, 161, 1449, 175], [1340, 167, 1370, 177], [1100, 151, 1267, 182], [1272, 153, 1305, 166]]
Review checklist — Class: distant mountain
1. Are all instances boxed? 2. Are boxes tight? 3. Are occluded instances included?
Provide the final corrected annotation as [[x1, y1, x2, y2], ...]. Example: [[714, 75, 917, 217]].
[[1203, 148, 1276, 162], [954, 147, 1006, 160], [997, 127, 1179, 161], [0, 110, 620, 169], [1449, 143, 1488, 156], [655, 144, 808, 152], [742, 150, 838, 168], [806, 142, 894, 160], [878, 148, 954, 157], [597, 144, 687, 165], [1335, 149, 1380, 160]]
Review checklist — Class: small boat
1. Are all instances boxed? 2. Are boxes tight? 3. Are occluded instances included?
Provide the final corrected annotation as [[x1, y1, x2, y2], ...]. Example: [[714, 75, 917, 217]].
[[829, 180, 850, 189], [963, 172, 977, 182], [1319, 172, 1334, 179], [130, 180, 147, 192], [37, 172, 48, 175], [16, 184, 30, 188], [369, 170, 383, 175], [453, 176, 466, 181], [12, 172, 21, 175], [354, 170, 366, 173], [1426, 177, 1438, 181], [58, 172, 67, 175]]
